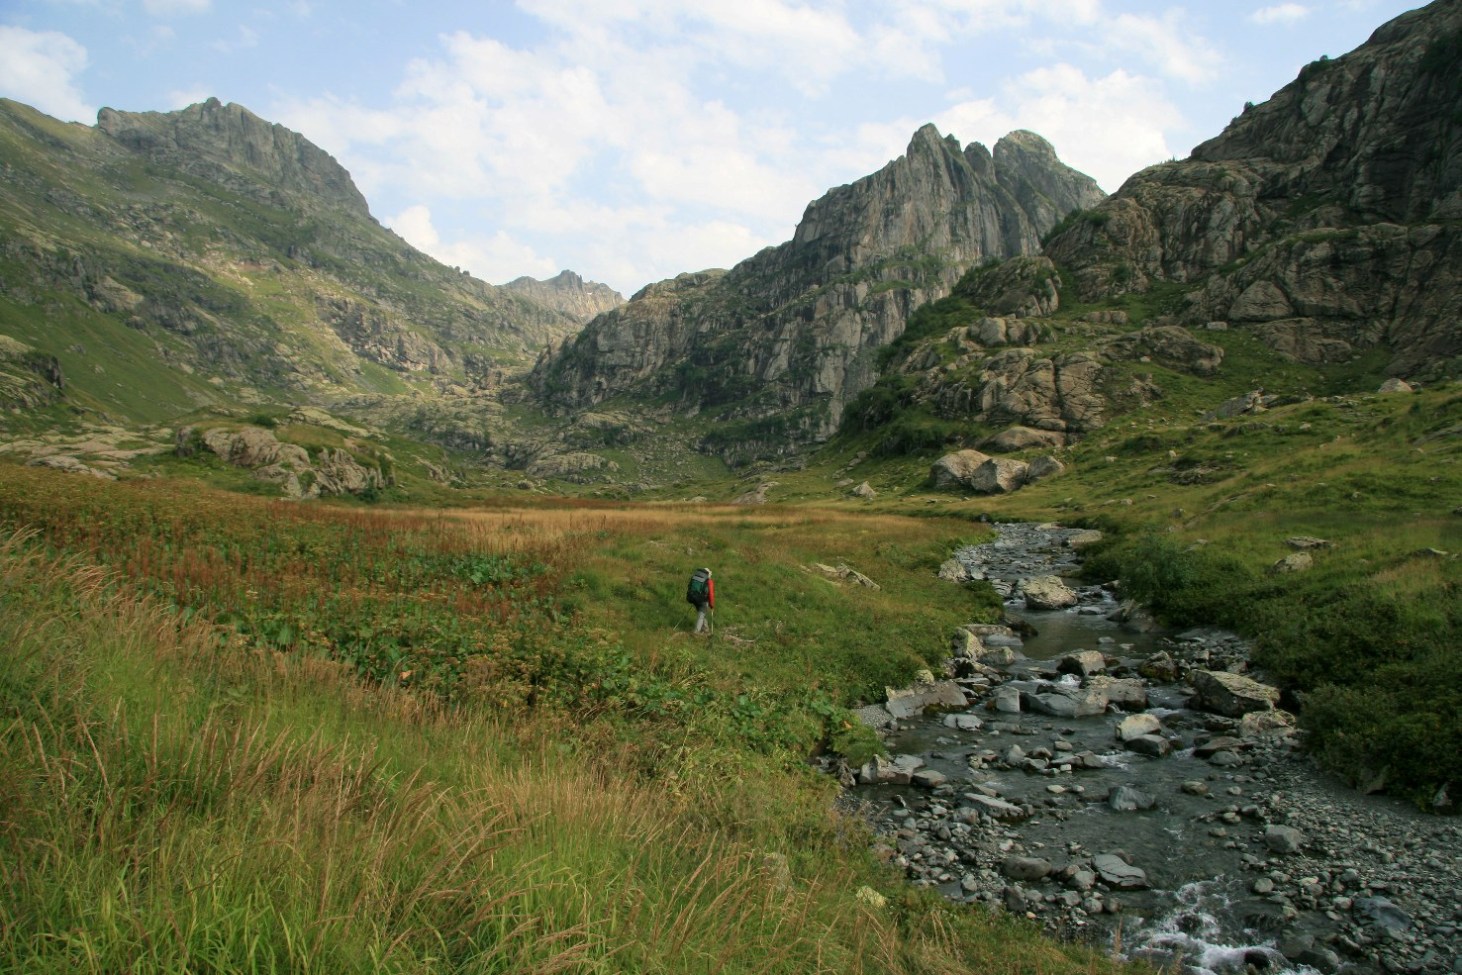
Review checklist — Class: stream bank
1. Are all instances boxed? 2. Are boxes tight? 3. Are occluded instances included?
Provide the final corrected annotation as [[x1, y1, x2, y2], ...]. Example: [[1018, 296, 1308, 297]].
[[828, 523, 1461, 975]]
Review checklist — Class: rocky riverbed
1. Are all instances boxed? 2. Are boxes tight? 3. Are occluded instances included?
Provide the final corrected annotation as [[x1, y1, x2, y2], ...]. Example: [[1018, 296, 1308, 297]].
[[827, 523, 1461, 975]]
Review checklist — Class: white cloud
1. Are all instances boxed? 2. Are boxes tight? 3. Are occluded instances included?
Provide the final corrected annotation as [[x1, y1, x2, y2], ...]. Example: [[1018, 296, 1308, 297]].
[[1250, 4, 1312, 25], [142, 0, 211, 14], [0, 26, 93, 122], [388, 204, 558, 284], [165, 86, 213, 109], [1106, 11, 1224, 84]]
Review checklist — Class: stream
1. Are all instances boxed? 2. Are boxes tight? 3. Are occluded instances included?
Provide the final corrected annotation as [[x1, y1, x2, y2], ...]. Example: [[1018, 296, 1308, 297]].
[[831, 523, 1462, 975]]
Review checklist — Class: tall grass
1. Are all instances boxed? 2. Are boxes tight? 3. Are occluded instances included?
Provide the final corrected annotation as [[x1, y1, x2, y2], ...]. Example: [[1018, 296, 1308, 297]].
[[0, 476, 1135, 974]]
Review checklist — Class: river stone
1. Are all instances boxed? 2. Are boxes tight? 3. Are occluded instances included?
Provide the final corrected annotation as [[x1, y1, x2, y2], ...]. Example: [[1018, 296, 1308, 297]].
[[1067, 529, 1104, 550], [1107, 785, 1157, 812], [1019, 575, 1079, 610], [1092, 854, 1150, 889], [1027, 684, 1108, 718], [1057, 650, 1107, 676], [1355, 896, 1413, 935], [886, 680, 968, 719], [1207, 750, 1244, 767], [1194, 736, 1247, 757], [1125, 734, 1172, 758], [961, 794, 1028, 821], [1264, 825, 1306, 854], [943, 713, 984, 732], [1190, 670, 1281, 717], [1067, 868, 1098, 891], [1116, 713, 1162, 742], [993, 685, 1023, 713], [1002, 856, 1054, 882], [912, 769, 949, 789], [1239, 709, 1296, 737], [1138, 651, 1180, 682], [1090, 676, 1148, 710], [858, 754, 925, 785]]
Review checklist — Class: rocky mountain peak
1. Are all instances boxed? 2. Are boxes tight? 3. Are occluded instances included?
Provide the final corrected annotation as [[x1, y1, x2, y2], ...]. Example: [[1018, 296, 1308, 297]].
[[97, 97, 371, 218], [502, 270, 625, 324], [532, 124, 1104, 458]]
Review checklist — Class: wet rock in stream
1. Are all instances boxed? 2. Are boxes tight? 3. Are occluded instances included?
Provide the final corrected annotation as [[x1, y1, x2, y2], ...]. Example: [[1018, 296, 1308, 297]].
[[824, 523, 1462, 975]]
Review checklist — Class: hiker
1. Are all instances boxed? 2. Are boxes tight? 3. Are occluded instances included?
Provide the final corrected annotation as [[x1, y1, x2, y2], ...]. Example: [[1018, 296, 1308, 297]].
[[686, 567, 714, 634]]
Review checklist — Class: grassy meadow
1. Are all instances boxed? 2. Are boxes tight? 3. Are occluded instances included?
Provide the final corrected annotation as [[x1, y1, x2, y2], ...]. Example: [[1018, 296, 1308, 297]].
[[0, 463, 1140, 975]]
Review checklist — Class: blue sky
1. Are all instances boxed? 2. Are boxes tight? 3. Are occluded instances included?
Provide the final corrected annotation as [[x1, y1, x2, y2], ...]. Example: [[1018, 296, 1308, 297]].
[[0, 0, 1426, 296]]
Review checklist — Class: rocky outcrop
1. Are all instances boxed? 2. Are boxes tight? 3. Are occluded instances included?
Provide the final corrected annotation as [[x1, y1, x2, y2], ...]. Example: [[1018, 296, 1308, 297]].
[[0, 335, 64, 409], [179, 425, 390, 498], [1044, 1, 1462, 382], [532, 125, 1104, 460]]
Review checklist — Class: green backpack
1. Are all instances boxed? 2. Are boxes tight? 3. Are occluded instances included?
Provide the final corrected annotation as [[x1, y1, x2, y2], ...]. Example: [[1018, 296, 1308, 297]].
[[685, 568, 711, 605]]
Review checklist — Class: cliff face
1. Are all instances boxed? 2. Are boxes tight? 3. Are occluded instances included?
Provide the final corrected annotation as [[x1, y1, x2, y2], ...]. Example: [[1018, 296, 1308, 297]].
[[1045, 0, 1462, 380], [532, 125, 1104, 457]]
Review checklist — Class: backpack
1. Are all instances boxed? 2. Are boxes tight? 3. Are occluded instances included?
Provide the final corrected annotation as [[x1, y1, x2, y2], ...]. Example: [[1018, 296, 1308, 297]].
[[686, 568, 711, 605]]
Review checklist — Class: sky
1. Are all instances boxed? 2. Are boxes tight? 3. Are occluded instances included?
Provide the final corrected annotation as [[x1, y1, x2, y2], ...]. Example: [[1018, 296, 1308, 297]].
[[0, 0, 1428, 297]]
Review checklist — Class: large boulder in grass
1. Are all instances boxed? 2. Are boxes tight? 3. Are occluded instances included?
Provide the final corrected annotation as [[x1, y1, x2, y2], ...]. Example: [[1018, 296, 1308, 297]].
[[968, 457, 1030, 494], [930, 449, 992, 489], [1190, 670, 1281, 718]]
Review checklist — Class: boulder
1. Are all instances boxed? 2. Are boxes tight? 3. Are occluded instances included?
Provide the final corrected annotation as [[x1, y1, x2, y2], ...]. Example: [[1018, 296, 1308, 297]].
[[1137, 651, 1180, 683], [929, 450, 992, 490], [1089, 676, 1148, 710], [938, 558, 977, 583], [1264, 825, 1305, 854], [992, 685, 1023, 713], [1269, 551, 1313, 574], [1190, 670, 1281, 718], [1027, 684, 1109, 718], [885, 680, 968, 719], [1239, 709, 1296, 737], [1057, 650, 1107, 677], [1024, 455, 1066, 483], [1377, 378, 1414, 394], [1107, 786, 1157, 812], [1116, 713, 1162, 742], [851, 481, 877, 499], [942, 713, 984, 732], [969, 457, 1030, 494], [1019, 575, 1079, 610], [1002, 857, 1054, 882], [1125, 734, 1172, 758], [1067, 529, 1104, 550]]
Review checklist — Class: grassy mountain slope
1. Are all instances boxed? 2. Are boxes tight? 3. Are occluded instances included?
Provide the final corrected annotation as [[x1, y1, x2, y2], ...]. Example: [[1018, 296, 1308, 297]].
[[0, 97, 595, 448]]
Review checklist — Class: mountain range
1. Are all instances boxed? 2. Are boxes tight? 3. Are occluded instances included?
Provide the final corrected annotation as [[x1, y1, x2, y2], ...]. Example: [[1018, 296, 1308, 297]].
[[0, 0, 1458, 494]]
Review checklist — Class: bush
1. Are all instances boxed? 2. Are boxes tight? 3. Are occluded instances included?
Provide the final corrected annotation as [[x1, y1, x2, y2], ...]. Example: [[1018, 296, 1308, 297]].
[[1083, 533, 1255, 627]]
